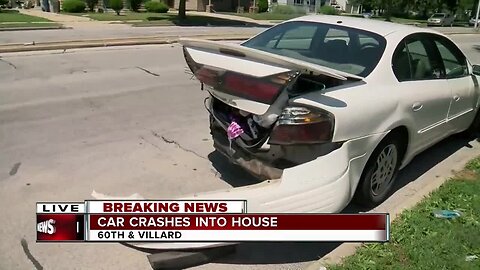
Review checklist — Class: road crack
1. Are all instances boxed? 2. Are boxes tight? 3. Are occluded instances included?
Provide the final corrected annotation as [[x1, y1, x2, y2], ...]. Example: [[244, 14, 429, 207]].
[[0, 58, 17, 69], [152, 131, 207, 160], [136, 66, 160, 77], [21, 238, 43, 270], [139, 136, 163, 151]]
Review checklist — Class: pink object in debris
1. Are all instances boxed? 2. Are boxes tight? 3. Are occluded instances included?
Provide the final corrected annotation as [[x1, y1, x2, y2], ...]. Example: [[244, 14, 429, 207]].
[[227, 121, 244, 140]]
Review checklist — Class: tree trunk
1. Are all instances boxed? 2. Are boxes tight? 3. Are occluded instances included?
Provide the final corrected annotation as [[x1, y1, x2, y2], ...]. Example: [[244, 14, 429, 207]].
[[383, 0, 392, 21], [178, 0, 186, 19]]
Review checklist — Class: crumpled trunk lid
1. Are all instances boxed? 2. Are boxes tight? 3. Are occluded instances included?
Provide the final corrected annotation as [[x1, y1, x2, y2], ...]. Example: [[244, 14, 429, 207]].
[[180, 38, 361, 116]]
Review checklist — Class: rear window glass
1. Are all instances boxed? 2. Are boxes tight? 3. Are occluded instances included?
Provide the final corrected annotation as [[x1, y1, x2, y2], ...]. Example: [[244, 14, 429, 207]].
[[242, 21, 387, 77]]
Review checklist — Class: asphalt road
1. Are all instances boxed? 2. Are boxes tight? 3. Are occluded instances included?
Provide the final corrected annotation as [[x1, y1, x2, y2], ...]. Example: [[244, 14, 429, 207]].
[[0, 35, 479, 270]]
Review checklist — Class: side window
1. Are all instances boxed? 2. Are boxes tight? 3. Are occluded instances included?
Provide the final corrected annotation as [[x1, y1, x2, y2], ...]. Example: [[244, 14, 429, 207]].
[[433, 37, 468, 78], [275, 25, 317, 50], [392, 35, 444, 82], [392, 41, 411, 82], [405, 40, 435, 80]]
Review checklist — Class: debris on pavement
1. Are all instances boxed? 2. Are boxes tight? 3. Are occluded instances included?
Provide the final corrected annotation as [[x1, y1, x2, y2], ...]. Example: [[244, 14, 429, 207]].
[[432, 210, 462, 219], [465, 255, 478, 261]]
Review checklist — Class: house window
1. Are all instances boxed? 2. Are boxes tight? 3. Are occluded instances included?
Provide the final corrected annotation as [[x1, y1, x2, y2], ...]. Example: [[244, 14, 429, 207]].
[[294, 0, 304, 5]]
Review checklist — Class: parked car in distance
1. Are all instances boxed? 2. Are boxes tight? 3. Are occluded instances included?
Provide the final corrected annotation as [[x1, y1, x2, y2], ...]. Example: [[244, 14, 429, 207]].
[[362, 12, 373, 19], [427, 13, 455, 26], [469, 16, 480, 26]]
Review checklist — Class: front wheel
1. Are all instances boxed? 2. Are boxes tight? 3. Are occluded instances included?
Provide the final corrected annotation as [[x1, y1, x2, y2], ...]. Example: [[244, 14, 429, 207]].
[[354, 136, 402, 208]]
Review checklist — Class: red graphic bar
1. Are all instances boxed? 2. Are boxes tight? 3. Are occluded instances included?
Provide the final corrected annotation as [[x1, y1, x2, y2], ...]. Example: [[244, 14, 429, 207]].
[[89, 214, 387, 230], [36, 214, 85, 242]]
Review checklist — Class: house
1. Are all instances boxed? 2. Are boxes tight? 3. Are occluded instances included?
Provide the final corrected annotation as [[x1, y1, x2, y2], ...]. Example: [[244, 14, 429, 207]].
[[275, 0, 361, 14], [167, 0, 361, 14], [170, 0, 253, 12]]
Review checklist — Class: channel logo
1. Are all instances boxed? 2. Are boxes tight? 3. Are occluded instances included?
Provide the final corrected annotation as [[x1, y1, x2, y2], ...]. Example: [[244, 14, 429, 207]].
[[37, 219, 56, 235]]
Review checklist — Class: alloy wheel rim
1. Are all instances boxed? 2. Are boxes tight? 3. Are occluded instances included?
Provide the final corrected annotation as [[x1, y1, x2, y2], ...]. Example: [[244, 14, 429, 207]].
[[370, 144, 398, 197]]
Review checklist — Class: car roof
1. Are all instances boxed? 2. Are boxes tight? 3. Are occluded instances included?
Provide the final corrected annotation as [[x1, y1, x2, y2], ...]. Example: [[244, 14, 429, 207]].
[[287, 15, 437, 37]]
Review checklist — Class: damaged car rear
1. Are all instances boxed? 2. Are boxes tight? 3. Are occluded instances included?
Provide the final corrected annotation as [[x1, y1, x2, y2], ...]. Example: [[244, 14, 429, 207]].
[[181, 16, 480, 213], [95, 15, 480, 250], [182, 19, 392, 209]]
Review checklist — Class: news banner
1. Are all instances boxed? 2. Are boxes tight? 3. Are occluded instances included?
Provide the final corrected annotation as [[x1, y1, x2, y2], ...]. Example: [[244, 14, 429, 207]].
[[36, 200, 390, 242]]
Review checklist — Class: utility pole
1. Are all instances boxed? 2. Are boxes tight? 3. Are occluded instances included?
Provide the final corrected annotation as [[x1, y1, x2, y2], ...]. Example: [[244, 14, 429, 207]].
[[475, 0, 480, 29]]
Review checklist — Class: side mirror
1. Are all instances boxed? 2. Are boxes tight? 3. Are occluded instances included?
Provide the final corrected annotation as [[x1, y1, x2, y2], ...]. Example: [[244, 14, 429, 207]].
[[473, 65, 480, 76]]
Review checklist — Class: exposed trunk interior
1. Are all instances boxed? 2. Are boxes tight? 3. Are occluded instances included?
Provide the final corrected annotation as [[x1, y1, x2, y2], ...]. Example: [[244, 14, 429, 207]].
[[181, 40, 361, 178]]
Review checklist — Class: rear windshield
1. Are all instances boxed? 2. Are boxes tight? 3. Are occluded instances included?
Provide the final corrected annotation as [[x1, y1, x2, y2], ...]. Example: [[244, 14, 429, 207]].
[[242, 21, 386, 77], [432, 13, 446, 18]]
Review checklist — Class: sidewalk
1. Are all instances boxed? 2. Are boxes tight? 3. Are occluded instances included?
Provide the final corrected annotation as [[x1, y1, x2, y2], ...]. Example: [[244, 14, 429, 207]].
[[18, 8, 133, 29]]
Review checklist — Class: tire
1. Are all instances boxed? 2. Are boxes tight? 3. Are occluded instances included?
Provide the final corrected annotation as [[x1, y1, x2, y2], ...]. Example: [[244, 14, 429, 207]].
[[353, 135, 403, 208]]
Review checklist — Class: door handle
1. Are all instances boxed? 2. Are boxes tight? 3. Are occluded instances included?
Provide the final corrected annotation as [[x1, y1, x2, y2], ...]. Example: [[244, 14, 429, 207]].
[[412, 102, 423, 112], [453, 95, 460, 101]]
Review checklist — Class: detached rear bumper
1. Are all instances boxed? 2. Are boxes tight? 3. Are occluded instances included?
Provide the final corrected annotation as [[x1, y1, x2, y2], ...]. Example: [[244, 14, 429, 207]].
[[93, 132, 388, 250]]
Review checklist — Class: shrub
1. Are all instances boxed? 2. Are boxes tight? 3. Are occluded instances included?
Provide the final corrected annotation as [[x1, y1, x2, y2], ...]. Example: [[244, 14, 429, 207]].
[[271, 5, 306, 15], [318, 5, 338, 15], [109, 0, 123, 15], [145, 1, 168, 13], [0, 0, 9, 9], [85, 0, 98, 11], [128, 0, 142, 11], [62, 0, 86, 13], [257, 0, 268, 13]]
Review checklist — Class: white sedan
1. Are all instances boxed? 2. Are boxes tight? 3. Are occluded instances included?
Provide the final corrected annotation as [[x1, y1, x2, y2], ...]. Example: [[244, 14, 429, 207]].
[[96, 15, 480, 250]]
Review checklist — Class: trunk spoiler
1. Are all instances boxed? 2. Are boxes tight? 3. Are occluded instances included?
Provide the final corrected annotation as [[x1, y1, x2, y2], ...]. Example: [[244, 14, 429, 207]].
[[179, 38, 364, 81]]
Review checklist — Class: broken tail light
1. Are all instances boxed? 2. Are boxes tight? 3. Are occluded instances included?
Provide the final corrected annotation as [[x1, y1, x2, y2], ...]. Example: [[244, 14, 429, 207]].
[[222, 71, 298, 105], [268, 106, 334, 145]]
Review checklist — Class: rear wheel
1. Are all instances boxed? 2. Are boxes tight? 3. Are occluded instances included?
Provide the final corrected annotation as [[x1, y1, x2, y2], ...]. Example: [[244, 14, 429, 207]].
[[354, 136, 402, 208]]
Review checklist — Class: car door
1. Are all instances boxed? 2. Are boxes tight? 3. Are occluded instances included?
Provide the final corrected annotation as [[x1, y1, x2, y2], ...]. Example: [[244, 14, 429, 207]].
[[392, 34, 452, 152], [430, 34, 477, 131]]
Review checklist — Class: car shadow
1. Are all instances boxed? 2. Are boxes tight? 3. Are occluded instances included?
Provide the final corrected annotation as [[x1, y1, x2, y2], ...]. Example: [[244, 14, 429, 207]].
[[207, 151, 260, 187], [134, 134, 475, 268], [202, 133, 474, 265]]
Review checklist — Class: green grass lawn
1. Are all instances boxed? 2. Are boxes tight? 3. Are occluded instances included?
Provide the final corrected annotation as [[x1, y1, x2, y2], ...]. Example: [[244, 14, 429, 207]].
[[71, 12, 254, 26], [329, 157, 480, 270], [0, 10, 61, 29], [219, 12, 303, 21], [0, 10, 52, 22]]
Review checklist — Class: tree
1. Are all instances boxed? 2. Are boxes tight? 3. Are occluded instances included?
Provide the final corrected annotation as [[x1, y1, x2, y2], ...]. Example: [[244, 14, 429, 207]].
[[258, 0, 268, 12], [128, 0, 142, 11], [178, 0, 186, 19], [381, 0, 393, 21], [0, 0, 9, 10], [445, 0, 459, 13], [85, 0, 98, 11], [110, 0, 123, 15]]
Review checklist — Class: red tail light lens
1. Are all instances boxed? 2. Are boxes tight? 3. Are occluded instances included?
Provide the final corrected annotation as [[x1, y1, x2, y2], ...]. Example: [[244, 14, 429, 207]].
[[268, 106, 334, 145], [223, 73, 283, 104], [195, 67, 220, 87]]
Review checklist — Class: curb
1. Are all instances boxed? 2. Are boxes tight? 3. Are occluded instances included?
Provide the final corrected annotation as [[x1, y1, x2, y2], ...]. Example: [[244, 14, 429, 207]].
[[0, 26, 68, 31], [0, 35, 253, 53]]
